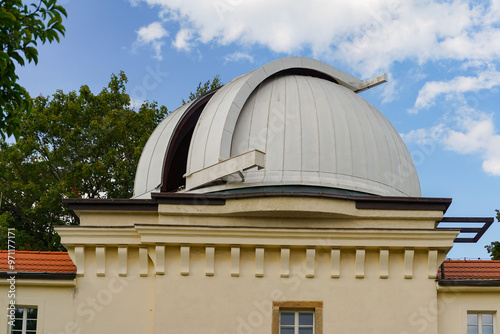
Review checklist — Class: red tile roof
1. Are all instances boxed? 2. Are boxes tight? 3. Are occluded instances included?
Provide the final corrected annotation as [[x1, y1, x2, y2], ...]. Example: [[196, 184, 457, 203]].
[[0, 251, 76, 274], [438, 260, 500, 280]]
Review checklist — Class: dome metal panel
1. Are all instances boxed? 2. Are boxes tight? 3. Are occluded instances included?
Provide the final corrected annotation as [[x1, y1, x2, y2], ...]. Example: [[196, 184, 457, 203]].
[[133, 101, 193, 199], [186, 72, 253, 173]]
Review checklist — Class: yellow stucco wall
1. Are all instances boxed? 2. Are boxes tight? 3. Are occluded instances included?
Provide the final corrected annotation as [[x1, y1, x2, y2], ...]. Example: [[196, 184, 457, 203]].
[[69, 246, 155, 334], [49, 196, 465, 333], [0, 282, 75, 334], [437, 288, 500, 334], [152, 246, 442, 334]]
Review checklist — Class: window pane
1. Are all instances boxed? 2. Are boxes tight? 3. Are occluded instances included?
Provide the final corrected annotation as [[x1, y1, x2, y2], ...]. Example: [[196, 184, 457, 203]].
[[27, 319, 37, 330], [280, 327, 295, 334], [281, 312, 295, 326], [14, 308, 23, 318], [299, 312, 314, 326], [13, 319, 23, 330], [468, 313, 478, 325], [27, 308, 37, 319], [299, 328, 313, 334], [482, 313, 493, 325], [482, 325, 493, 334], [467, 325, 478, 334]]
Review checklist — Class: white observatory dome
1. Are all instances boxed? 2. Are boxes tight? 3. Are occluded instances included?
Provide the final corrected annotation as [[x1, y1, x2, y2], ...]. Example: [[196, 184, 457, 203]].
[[133, 57, 421, 199]]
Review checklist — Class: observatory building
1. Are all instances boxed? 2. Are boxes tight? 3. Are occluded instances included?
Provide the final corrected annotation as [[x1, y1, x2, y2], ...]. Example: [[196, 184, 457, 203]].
[[1, 58, 498, 334]]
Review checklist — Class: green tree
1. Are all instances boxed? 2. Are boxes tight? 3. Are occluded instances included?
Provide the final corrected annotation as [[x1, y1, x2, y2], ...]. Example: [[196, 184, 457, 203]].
[[484, 210, 500, 260], [0, 0, 67, 139], [0, 72, 168, 250], [182, 75, 223, 104]]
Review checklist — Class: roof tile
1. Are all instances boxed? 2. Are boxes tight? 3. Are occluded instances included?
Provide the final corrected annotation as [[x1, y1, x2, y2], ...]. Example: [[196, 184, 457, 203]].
[[0, 251, 76, 274], [438, 260, 500, 280]]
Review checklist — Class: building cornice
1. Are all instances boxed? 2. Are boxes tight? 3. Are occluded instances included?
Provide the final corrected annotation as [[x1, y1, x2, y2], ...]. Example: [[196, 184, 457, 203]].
[[134, 225, 459, 248], [56, 226, 140, 245], [56, 224, 459, 249]]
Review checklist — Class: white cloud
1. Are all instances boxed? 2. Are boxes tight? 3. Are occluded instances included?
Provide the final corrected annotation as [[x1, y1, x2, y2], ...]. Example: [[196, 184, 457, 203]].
[[401, 124, 447, 145], [403, 110, 500, 176], [445, 114, 500, 176], [483, 157, 500, 175], [414, 69, 500, 111], [172, 29, 193, 51], [134, 22, 169, 60], [224, 51, 254, 63], [137, 21, 168, 44], [130, 0, 500, 76], [444, 117, 495, 154]]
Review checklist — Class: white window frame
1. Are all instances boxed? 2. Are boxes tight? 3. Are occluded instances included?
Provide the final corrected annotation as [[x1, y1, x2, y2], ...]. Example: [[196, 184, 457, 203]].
[[467, 312, 495, 334], [9, 306, 37, 334], [279, 309, 315, 334], [272, 301, 322, 334]]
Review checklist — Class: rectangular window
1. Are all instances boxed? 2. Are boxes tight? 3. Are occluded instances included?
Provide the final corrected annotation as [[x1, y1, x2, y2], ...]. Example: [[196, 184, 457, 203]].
[[272, 301, 322, 334], [280, 310, 314, 334], [467, 312, 494, 334], [9, 307, 37, 334]]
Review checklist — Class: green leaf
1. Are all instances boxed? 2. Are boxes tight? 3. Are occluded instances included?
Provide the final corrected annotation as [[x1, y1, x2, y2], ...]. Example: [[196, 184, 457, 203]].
[[10, 51, 24, 66], [55, 5, 68, 18], [0, 10, 16, 22], [47, 15, 58, 27], [24, 46, 38, 64], [0, 0, 67, 139], [51, 22, 65, 35]]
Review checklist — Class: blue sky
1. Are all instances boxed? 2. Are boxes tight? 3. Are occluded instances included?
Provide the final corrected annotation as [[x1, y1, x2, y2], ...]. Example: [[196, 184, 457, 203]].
[[18, 0, 499, 258]]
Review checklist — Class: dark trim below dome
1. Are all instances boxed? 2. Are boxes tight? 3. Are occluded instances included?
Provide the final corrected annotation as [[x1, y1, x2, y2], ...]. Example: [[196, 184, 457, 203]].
[[64, 192, 452, 213], [210, 185, 373, 197], [150, 190, 452, 212]]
